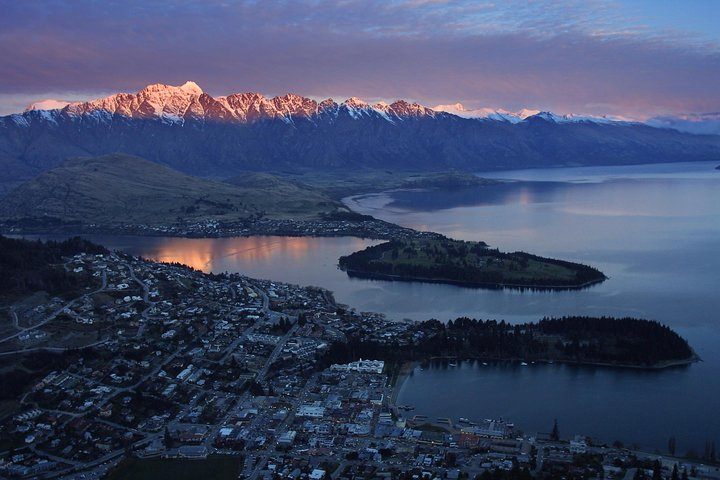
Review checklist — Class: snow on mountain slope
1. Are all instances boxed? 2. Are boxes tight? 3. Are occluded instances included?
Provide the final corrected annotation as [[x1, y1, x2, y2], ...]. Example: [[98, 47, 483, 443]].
[[13, 81, 652, 128], [647, 113, 720, 135], [431, 103, 631, 125], [25, 99, 75, 111]]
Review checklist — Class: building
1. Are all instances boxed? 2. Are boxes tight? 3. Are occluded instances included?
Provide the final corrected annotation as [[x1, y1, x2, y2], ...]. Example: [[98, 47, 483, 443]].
[[330, 359, 384, 374]]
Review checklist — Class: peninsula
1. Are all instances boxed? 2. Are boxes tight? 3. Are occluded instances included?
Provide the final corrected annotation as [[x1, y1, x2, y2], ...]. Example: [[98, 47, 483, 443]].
[[326, 316, 698, 370]]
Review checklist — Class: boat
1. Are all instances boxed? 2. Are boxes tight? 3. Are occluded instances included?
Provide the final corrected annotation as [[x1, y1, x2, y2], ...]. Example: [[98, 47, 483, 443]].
[[520, 362, 528, 366]]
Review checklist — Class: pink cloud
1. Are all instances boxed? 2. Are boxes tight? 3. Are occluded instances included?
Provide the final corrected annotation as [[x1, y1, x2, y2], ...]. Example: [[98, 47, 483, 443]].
[[0, 1, 718, 118]]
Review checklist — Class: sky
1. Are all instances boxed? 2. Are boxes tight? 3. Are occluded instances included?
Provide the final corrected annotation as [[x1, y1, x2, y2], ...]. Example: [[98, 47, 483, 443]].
[[1, 0, 719, 119]]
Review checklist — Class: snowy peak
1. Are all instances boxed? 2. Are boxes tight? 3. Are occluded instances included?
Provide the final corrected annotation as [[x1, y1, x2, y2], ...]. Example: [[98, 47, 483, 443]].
[[62, 81, 210, 123], [178, 80, 203, 95], [525, 111, 632, 125], [18, 82, 633, 127], [646, 112, 720, 135], [343, 97, 369, 109], [432, 103, 539, 123], [25, 99, 75, 112], [388, 100, 435, 118], [432, 103, 631, 125]]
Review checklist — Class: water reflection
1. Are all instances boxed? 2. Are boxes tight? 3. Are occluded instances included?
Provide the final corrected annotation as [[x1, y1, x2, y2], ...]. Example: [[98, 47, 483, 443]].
[[150, 236, 325, 272], [120, 235, 382, 287]]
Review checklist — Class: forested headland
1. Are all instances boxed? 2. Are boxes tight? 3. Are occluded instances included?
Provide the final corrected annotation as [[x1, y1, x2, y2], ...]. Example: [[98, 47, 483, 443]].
[[323, 316, 696, 369]]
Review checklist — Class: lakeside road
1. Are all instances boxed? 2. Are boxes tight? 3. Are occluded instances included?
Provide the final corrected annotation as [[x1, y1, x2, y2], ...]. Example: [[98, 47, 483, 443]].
[[390, 361, 417, 405]]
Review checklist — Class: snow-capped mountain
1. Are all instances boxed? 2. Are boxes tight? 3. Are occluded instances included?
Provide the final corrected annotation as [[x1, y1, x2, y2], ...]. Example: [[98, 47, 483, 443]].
[[25, 99, 75, 112], [646, 113, 720, 135], [1, 81, 718, 193], [19, 81, 630, 127], [24, 81, 439, 126], [431, 103, 631, 125], [432, 103, 539, 123]]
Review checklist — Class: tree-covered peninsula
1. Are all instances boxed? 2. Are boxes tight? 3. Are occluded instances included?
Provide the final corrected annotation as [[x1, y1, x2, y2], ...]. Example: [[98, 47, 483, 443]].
[[324, 316, 697, 369], [338, 238, 606, 289]]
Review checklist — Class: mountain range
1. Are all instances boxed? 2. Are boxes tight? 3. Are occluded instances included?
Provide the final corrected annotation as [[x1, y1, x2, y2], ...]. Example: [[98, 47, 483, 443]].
[[1, 81, 719, 194]]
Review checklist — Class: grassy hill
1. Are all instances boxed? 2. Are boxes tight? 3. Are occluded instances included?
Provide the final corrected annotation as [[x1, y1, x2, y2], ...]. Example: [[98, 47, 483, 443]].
[[0, 154, 346, 227]]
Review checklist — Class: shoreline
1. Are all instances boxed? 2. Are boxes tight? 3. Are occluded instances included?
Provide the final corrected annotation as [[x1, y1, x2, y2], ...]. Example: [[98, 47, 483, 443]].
[[0, 217, 444, 243], [421, 354, 699, 371], [343, 268, 607, 291], [390, 361, 417, 406]]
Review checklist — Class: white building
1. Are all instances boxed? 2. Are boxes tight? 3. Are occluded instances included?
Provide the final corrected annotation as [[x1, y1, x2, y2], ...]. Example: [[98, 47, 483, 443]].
[[331, 359, 384, 374]]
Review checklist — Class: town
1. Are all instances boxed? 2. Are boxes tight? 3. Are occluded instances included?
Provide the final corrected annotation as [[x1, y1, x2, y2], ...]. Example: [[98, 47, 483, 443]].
[[0, 216, 444, 242], [0, 250, 717, 479]]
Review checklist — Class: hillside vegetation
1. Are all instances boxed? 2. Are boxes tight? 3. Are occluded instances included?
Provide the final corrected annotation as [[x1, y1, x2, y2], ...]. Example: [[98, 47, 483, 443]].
[[0, 235, 106, 302], [339, 238, 606, 289], [325, 316, 696, 368], [0, 154, 345, 226]]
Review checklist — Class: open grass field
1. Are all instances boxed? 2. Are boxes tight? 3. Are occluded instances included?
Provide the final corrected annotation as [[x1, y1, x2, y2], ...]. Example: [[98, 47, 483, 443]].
[[106, 456, 242, 480]]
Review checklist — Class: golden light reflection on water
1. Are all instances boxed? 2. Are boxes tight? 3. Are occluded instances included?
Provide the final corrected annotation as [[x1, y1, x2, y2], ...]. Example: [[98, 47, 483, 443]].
[[138, 236, 372, 273]]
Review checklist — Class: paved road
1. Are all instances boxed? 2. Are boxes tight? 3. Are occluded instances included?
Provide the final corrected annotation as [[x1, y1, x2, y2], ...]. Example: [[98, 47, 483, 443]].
[[0, 266, 107, 345]]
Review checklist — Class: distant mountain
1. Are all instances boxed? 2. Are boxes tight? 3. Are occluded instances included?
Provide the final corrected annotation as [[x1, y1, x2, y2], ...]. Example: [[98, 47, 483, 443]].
[[646, 113, 720, 136], [432, 103, 631, 125], [1, 82, 718, 193], [0, 154, 344, 226]]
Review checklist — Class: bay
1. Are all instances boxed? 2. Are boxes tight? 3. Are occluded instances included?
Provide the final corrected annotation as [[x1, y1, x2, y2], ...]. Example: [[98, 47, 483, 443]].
[[19, 160, 720, 453], [344, 160, 720, 453]]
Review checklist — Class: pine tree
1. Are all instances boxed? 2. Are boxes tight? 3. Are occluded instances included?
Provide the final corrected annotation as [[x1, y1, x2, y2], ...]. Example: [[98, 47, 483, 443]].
[[652, 460, 662, 480], [550, 418, 560, 441], [668, 435, 677, 456]]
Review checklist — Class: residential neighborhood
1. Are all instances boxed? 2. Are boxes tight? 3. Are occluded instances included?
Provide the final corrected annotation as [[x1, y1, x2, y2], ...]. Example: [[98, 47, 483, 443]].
[[0, 251, 718, 479]]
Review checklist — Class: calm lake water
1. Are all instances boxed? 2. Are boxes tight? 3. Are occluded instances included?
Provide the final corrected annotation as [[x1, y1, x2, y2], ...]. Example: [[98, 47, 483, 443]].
[[346, 161, 720, 454], [24, 161, 720, 453]]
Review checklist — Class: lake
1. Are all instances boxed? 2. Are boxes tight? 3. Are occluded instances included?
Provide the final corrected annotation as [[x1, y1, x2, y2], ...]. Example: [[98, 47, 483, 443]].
[[25, 161, 720, 453]]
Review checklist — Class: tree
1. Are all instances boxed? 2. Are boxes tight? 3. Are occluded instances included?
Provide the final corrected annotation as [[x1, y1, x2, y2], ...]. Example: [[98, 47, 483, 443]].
[[668, 435, 676, 456], [652, 460, 662, 480], [550, 418, 560, 441], [671, 464, 679, 480]]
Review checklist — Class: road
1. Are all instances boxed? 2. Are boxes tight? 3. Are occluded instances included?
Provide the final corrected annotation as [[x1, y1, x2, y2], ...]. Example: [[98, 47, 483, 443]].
[[0, 266, 107, 345], [245, 373, 319, 480]]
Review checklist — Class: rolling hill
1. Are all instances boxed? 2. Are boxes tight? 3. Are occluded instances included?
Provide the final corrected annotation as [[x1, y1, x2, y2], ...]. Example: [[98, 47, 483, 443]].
[[0, 154, 345, 227]]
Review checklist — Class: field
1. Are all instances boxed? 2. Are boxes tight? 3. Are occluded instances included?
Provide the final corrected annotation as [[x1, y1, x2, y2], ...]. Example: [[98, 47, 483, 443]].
[[106, 456, 242, 480]]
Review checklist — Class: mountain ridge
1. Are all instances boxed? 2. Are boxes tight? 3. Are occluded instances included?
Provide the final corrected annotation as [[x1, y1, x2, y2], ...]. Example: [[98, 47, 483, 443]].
[[12, 82, 720, 132], [1, 82, 719, 194]]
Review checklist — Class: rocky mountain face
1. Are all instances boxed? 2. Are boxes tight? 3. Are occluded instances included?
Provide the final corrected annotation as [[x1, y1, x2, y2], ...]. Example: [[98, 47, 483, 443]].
[[1, 82, 719, 192]]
